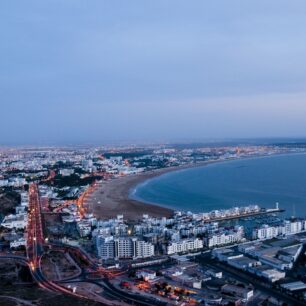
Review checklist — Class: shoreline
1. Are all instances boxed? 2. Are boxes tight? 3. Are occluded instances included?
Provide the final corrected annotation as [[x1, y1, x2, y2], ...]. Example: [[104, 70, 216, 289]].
[[85, 152, 306, 221], [85, 160, 217, 220]]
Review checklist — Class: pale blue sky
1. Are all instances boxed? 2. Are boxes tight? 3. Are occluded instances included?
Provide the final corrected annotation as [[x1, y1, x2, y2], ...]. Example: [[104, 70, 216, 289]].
[[1, 1, 306, 144]]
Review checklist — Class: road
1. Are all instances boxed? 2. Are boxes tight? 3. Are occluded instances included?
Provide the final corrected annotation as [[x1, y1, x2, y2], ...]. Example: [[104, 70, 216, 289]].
[[23, 183, 166, 305], [26, 183, 44, 270], [3, 183, 305, 305], [25, 184, 93, 300], [59, 278, 167, 306]]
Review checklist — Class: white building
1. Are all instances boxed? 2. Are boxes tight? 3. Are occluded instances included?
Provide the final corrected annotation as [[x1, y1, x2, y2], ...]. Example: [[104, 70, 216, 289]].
[[135, 240, 155, 259], [60, 169, 75, 176], [76, 221, 92, 237], [252, 224, 280, 240], [167, 238, 203, 255], [10, 237, 26, 249], [281, 220, 303, 235], [1, 213, 27, 229], [136, 270, 157, 281], [96, 235, 115, 259], [114, 237, 135, 259], [96, 236, 155, 260], [252, 219, 306, 240], [206, 226, 244, 248]]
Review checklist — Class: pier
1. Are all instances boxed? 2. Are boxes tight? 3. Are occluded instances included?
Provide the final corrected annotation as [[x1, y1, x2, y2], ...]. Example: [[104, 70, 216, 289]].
[[187, 204, 286, 223]]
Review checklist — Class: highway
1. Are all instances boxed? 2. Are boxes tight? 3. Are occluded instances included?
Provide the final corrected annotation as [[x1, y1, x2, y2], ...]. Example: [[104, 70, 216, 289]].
[[5, 183, 303, 305], [22, 183, 165, 305], [101, 278, 167, 306], [59, 278, 167, 306], [26, 183, 44, 270], [5, 183, 302, 306], [25, 184, 92, 300]]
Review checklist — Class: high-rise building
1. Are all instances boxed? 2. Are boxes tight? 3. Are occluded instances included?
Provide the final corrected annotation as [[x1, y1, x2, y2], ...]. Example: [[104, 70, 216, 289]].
[[96, 236, 155, 260], [96, 235, 115, 259]]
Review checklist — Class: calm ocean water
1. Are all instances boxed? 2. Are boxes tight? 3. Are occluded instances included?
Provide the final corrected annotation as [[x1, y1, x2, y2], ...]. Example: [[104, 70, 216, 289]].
[[130, 154, 306, 217]]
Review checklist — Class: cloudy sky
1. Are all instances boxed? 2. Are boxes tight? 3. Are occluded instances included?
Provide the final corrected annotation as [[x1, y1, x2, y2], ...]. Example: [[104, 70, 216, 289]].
[[1, 1, 306, 144]]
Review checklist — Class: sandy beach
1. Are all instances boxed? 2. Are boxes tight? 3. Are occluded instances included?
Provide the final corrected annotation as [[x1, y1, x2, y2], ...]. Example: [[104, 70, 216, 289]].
[[85, 161, 218, 221], [85, 168, 174, 221], [84, 153, 290, 221]]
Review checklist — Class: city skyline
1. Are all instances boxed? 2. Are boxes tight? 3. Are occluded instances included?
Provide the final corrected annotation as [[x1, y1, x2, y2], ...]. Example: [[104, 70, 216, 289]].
[[1, 3, 306, 304], [1, 143, 306, 305], [2, 1, 306, 144]]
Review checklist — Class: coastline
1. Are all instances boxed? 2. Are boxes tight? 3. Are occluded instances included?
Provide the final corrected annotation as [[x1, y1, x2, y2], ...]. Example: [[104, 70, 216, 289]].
[[85, 160, 217, 220], [85, 152, 306, 221]]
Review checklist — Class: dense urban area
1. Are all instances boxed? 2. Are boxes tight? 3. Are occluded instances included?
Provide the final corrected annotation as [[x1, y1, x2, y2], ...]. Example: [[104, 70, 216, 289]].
[[1, 143, 306, 305]]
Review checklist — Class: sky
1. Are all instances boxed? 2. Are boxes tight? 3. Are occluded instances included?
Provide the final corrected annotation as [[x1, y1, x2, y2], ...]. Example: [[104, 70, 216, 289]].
[[1, 1, 306, 145]]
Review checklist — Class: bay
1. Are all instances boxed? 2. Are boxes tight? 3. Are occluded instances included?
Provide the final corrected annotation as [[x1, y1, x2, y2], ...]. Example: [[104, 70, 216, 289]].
[[130, 154, 306, 217]]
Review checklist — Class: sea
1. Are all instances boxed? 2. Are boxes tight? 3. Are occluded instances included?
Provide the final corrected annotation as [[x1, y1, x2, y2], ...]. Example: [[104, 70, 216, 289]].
[[130, 153, 306, 218]]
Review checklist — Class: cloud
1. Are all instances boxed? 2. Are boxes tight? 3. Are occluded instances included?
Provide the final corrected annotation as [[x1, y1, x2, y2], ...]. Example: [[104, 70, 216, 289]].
[[1, 0, 306, 143]]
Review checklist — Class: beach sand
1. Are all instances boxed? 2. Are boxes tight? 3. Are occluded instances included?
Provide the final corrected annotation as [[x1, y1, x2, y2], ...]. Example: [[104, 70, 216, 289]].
[[85, 161, 217, 221], [85, 154, 290, 221], [85, 168, 175, 221]]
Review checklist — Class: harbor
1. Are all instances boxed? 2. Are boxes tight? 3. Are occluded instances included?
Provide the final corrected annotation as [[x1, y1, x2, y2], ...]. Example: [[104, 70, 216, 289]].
[[190, 204, 285, 223]]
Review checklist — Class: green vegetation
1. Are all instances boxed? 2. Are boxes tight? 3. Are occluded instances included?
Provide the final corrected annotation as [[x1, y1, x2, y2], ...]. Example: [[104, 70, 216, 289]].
[[103, 150, 152, 159], [0, 189, 21, 216], [46, 174, 102, 188]]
